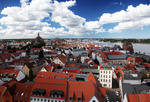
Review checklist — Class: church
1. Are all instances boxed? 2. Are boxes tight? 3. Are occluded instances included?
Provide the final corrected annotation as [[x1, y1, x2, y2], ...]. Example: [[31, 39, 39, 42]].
[[32, 33, 45, 45]]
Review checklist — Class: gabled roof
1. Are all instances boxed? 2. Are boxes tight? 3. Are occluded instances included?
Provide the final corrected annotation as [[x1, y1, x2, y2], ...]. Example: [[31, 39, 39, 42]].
[[32, 72, 105, 101], [67, 81, 104, 102], [0, 85, 6, 99], [57, 54, 67, 64], [144, 64, 150, 68], [128, 57, 134, 61], [107, 54, 127, 60], [0, 69, 20, 80], [128, 93, 150, 102], [13, 83, 33, 101], [45, 66, 52, 71], [31, 73, 67, 99]]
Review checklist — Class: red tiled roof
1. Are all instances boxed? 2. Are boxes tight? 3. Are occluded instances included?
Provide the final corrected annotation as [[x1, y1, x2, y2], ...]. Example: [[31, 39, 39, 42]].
[[35, 72, 76, 82], [115, 66, 124, 80], [0, 86, 6, 99], [99, 65, 112, 70], [144, 64, 150, 68], [11, 57, 30, 65], [88, 72, 97, 85], [45, 66, 52, 71], [124, 64, 136, 72], [58, 55, 67, 63], [67, 81, 104, 102], [128, 94, 140, 102], [99, 87, 106, 97], [32, 72, 105, 102], [13, 83, 33, 101], [128, 93, 150, 102], [128, 57, 134, 61], [62, 69, 83, 73], [135, 57, 143, 64], [0, 69, 19, 79], [31, 75, 67, 99], [104, 52, 123, 56]]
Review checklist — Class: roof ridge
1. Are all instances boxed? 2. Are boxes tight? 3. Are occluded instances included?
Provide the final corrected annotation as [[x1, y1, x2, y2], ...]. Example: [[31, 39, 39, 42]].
[[138, 94, 142, 102]]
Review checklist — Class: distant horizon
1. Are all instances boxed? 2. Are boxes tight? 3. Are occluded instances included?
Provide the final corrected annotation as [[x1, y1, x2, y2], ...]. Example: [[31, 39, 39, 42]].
[[1, 36, 150, 39], [1, 0, 150, 38]]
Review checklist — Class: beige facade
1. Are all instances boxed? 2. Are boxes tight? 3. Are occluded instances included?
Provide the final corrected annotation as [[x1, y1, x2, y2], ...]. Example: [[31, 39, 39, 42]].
[[99, 67, 113, 88], [110, 60, 129, 65], [22, 65, 30, 77]]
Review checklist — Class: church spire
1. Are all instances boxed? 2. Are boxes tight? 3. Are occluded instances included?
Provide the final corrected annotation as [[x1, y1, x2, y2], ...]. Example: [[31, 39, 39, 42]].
[[38, 32, 40, 37]]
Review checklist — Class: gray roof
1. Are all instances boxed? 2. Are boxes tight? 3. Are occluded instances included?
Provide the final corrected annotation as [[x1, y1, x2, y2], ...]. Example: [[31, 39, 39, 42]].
[[81, 68, 99, 73], [64, 67, 80, 71], [122, 83, 150, 97], [107, 54, 127, 60], [76, 73, 88, 81]]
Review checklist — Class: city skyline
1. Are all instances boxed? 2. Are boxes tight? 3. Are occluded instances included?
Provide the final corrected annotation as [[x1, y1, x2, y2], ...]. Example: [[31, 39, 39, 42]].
[[0, 0, 150, 39]]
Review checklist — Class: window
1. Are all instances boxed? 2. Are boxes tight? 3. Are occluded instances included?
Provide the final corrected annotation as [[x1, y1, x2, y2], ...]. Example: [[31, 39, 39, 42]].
[[78, 98, 82, 102], [70, 97, 74, 101], [41, 99, 43, 101], [104, 84, 107, 86], [93, 100, 96, 102]]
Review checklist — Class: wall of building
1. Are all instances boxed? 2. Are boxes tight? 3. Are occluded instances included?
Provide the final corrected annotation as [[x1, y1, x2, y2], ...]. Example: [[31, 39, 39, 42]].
[[99, 69, 113, 88], [30, 97, 65, 102]]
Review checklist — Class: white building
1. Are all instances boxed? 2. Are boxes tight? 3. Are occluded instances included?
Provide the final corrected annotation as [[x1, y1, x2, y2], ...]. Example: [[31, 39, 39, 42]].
[[98, 65, 113, 88]]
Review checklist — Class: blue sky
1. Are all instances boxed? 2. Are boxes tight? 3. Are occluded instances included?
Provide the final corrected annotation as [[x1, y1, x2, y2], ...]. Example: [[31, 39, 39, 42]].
[[0, 0, 150, 39]]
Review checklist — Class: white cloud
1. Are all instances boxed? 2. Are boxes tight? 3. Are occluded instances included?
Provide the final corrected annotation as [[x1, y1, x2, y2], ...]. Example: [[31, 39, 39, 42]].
[[0, 0, 106, 38], [0, 0, 69, 38], [20, 0, 29, 7], [85, 21, 100, 30], [99, 4, 150, 32], [51, 0, 87, 35], [3, 0, 150, 38]]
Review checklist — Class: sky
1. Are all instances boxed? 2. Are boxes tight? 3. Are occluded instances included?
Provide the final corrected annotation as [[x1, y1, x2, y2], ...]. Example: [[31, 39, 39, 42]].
[[0, 0, 150, 39]]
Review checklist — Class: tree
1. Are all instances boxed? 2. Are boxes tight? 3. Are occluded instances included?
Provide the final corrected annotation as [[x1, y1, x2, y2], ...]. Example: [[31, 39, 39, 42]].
[[29, 69, 34, 81], [7, 45, 11, 50]]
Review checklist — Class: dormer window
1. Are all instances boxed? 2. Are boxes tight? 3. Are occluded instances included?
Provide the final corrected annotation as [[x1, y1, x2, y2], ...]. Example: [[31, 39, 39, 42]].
[[50, 90, 64, 98], [78, 98, 82, 102], [69, 97, 73, 102]]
